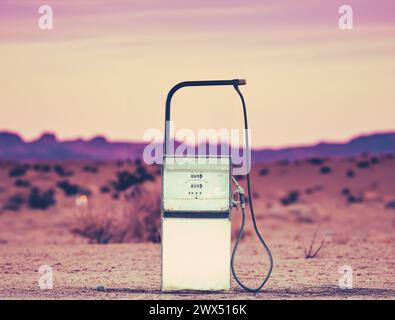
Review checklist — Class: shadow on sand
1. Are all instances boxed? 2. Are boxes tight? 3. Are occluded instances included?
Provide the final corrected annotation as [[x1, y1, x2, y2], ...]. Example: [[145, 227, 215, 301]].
[[93, 286, 395, 298], [263, 286, 395, 298]]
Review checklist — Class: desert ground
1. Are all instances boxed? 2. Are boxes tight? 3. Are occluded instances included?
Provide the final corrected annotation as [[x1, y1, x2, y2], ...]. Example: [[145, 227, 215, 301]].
[[0, 155, 395, 299]]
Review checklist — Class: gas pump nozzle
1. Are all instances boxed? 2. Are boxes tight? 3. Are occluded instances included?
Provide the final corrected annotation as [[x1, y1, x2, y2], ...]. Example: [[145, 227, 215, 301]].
[[232, 176, 245, 209]]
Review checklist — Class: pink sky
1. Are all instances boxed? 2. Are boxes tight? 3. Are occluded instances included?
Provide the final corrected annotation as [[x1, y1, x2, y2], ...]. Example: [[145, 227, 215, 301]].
[[0, 0, 394, 147]]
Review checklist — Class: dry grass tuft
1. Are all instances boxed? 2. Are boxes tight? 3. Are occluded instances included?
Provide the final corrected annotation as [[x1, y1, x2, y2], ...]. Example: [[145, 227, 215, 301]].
[[72, 185, 160, 244], [304, 231, 325, 259]]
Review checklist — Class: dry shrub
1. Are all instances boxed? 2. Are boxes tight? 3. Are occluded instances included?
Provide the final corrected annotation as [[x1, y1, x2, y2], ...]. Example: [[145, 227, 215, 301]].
[[72, 185, 160, 244], [3, 193, 25, 211], [73, 209, 114, 244], [303, 231, 325, 259], [320, 166, 332, 174], [280, 190, 299, 206], [28, 187, 56, 210], [386, 200, 395, 210], [9, 166, 27, 178]]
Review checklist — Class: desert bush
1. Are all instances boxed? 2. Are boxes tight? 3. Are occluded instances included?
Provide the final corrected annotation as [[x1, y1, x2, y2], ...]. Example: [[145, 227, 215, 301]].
[[320, 166, 332, 174], [72, 186, 160, 244], [73, 214, 113, 244], [54, 165, 73, 177], [78, 186, 91, 196], [112, 171, 138, 191], [143, 214, 161, 243], [28, 187, 56, 210], [3, 193, 25, 211], [136, 166, 155, 183], [154, 165, 161, 176], [347, 194, 364, 204], [134, 158, 142, 167], [304, 231, 325, 259], [32, 163, 51, 173], [100, 185, 111, 193], [341, 187, 351, 196], [356, 160, 370, 169], [305, 187, 313, 195], [307, 157, 325, 166], [40, 164, 51, 172], [57, 180, 79, 196], [83, 165, 98, 174], [14, 179, 30, 188], [280, 190, 299, 206], [112, 166, 155, 192], [385, 200, 395, 210], [259, 168, 269, 176], [57, 180, 90, 197], [112, 193, 120, 200], [9, 166, 26, 178], [305, 185, 323, 195], [370, 157, 379, 165], [127, 187, 161, 242], [346, 169, 355, 178]]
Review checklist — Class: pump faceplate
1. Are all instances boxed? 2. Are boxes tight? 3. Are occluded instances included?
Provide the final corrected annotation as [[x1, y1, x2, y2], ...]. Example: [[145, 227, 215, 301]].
[[163, 156, 231, 214]]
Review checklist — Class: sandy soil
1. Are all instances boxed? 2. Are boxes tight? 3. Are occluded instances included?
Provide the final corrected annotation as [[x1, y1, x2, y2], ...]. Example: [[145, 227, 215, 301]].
[[1, 156, 395, 299]]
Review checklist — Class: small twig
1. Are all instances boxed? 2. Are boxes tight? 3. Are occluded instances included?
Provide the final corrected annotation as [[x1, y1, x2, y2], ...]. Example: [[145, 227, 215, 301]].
[[304, 231, 325, 259]]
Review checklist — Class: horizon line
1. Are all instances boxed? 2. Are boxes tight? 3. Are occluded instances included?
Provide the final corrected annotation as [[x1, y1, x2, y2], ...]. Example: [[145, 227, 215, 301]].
[[1, 129, 394, 151]]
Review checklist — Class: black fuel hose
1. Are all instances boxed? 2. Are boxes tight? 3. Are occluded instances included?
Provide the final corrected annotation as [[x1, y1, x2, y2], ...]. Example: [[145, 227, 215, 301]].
[[230, 84, 273, 292]]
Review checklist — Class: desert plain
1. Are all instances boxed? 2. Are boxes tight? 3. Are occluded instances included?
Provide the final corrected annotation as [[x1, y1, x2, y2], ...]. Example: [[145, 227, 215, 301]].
[[0, 154, 394, 299]]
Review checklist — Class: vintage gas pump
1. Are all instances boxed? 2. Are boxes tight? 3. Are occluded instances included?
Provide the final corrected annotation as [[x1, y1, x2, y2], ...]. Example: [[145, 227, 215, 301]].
[[161, 79, 273, 292]]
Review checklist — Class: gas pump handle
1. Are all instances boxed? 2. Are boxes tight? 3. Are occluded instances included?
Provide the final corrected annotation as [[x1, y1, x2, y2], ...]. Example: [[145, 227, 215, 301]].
[[164, 79, 246, 155]]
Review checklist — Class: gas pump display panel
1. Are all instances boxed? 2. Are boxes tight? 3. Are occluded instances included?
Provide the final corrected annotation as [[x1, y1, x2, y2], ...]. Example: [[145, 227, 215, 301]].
[[162, 156, 231, 213]]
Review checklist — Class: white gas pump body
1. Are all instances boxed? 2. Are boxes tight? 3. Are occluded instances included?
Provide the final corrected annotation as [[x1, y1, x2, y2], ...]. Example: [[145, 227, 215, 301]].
[[160, 79, 273, 292], [161, 156, 232, 291]]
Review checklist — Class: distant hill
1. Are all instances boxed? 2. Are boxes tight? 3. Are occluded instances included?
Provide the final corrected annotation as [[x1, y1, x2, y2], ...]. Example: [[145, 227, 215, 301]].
[[0, 132, 147, 161], [0, 131, 394, 162], [250, 132, 395, 162]]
